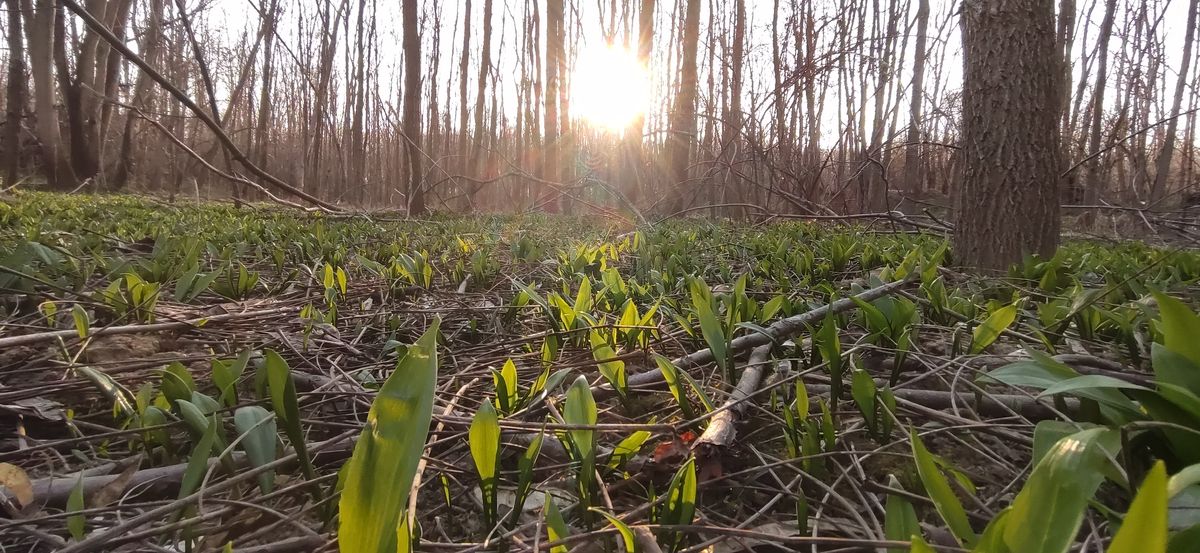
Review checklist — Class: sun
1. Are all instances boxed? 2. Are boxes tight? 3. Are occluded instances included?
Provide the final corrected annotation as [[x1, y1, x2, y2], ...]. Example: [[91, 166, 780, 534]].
[[570, 44, 651, 133]]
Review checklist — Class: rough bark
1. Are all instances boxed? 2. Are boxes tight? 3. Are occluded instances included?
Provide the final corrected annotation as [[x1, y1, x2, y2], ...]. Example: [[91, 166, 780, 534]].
[[904, 0, 929, 193], [4, 0, 27, 186], [401, 0, 425, 214], [22, 0, 75, 189], [954, 0, 1061, 272], [1149, 0, 1197, 204], [664, 0, 701, 213], [1080, 0, 1117, 225]]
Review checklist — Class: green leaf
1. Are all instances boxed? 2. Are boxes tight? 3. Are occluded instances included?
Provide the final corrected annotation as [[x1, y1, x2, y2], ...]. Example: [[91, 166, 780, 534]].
[[565, 375, 598, 495], [662, 456, 698, 553], [71, 304, 89, 339], [884, 475, 920, 552], [851, 370, 877, 433], [160, 361, 197, 406], [909, 535, 936, 553], [234, 406, 278, 494], [544, 493, 571, 553], [179, 416, 218, 499], [1152, 344, 1200, 397], [910, 428, 976, 547], [1037, 375, 1150, 398], [67, 473, 86, 541], [1152, 291, 1200, 367], [469, 400, 501, 527], [1002, 428, 1111, 553], [815, 313, 842, 408], [263, 349, 317, 487], [656, 355, 695, 420], [338, 320, 439, 553], [493, 358, 520, 413], [511, 430, 544, 527], [212, 349, 251, 408], [971, 303, 1018, 354], [608, 430, 651, 470], [590, 331, 627, 399], [591, 509, 640, 553], [694, 294, 729, 378], [1109, 461, 1167, 553]]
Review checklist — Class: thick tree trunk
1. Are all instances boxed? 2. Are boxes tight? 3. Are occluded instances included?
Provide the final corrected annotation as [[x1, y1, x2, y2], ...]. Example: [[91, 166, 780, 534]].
[[401, 0, 425, 214], [22, 0, 75, 189], [954, 0, 1061, 272], [664, 0, 701, 213], [1149, 0, 1197, 205]]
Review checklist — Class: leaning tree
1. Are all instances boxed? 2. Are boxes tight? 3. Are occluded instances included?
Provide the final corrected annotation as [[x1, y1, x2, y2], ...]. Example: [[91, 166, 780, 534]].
[[954, 0, 1062, 271]]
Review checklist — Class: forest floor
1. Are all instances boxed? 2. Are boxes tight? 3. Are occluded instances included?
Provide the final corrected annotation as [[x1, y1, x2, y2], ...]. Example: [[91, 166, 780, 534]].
[[1, 192, 1198, 552]]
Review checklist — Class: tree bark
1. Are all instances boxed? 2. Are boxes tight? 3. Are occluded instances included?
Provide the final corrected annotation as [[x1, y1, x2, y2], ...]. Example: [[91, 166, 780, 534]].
[[1149, 0, 1197, 205], [664, 0, 701, 213], [5, 0, 28, 186], [1080, 0, 1117, 225], [954, 0, 1061, 272], [542, 0, 564, 211], [22, 0, 76, 189], [904, 0, 929, 193], [401, 0, 425, 214]]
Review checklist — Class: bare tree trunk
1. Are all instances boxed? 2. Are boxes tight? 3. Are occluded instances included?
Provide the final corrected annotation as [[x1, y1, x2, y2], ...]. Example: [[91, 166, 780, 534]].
[[1081, 0, 1117, 225], [457, 0, 472, 194], [5, 0, 28, 186], [22, 0, 75, 189], [664, 0, 701, 213], [401, 0, 424, 214], [114, 0, 166, 190], [543, 0, 564, 211], [904, 0, 929, 194], [465, 0, 495, 208], [1150, 0, 1197, 204], [955, 0, 1061, 272], [621, 0, 653, 208]]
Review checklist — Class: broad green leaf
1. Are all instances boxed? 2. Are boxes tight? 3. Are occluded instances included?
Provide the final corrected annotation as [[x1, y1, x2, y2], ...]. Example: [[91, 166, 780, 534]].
[[1002, 428, 1110, 553], [971, 303, 1018, 354], [545, 493, 571, 553], [656, 355, 695, 420], [662, 457, 697, 553], [884, 475, 920, 553], [974, 507, 1013, 553], [1152, 291, 1200, 367], [160, 362, 197, 406], [493, 358, 519, 412], [694, 295, 729, 377], [179, 417, 218, 499], [1152, 344, 1200, 398], [263, 349, 317, 486], [234, 406, 278, 493], [590, 331, 627, 399], [511, 430, 544, 527], [469, 400, 501, 527], [910, 428, 976, 547], [338, 321, 439, 553], [909, 536, 936, 553], [608, 430, 651, 470], [1109, 461, 1167, 553], [565, 375, 598, 494], [72, 304, 89, 339], [851, 370, 877, 432], [1037, 375, 1150, 398]]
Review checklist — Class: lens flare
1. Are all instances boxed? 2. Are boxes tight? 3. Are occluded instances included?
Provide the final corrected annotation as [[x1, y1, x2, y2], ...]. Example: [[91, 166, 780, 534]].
[[570, 44, 650, 133]]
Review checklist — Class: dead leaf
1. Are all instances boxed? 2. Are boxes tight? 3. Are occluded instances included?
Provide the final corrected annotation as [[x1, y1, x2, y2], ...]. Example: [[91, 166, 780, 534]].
[[0, 462, 33, 508], [88, 459, 141, 508]]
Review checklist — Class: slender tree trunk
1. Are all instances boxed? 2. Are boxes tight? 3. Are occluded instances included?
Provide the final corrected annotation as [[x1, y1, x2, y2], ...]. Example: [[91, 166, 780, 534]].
[[1081, 0, 1117, 225], [955, 0, 1061, 271], [465, 0, 495, 208], [543, 0, 564, 211], [5, 0, 28, 186], [457, 0, 472, 193], [665, 0, 701, 213], [1150, 0, 1197, 204], [622, 0, 653, 207], [904, 0, 929, 193], [402, 0, 425, 214], [114, 0, 166, 190]]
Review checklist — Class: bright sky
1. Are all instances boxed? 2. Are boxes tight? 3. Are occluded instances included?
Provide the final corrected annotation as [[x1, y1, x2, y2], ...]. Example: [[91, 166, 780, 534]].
[[202, 0, 1193, 144]]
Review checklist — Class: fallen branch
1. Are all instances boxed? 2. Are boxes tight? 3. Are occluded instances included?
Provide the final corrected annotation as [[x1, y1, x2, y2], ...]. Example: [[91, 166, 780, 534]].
[[692, 344, 774, 455], [603, 276, 915, 400], [0, 307, 293, 349]]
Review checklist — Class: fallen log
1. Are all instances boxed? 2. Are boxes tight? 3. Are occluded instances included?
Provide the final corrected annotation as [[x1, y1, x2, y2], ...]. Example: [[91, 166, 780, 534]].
[[692, 344, 774, 455]]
